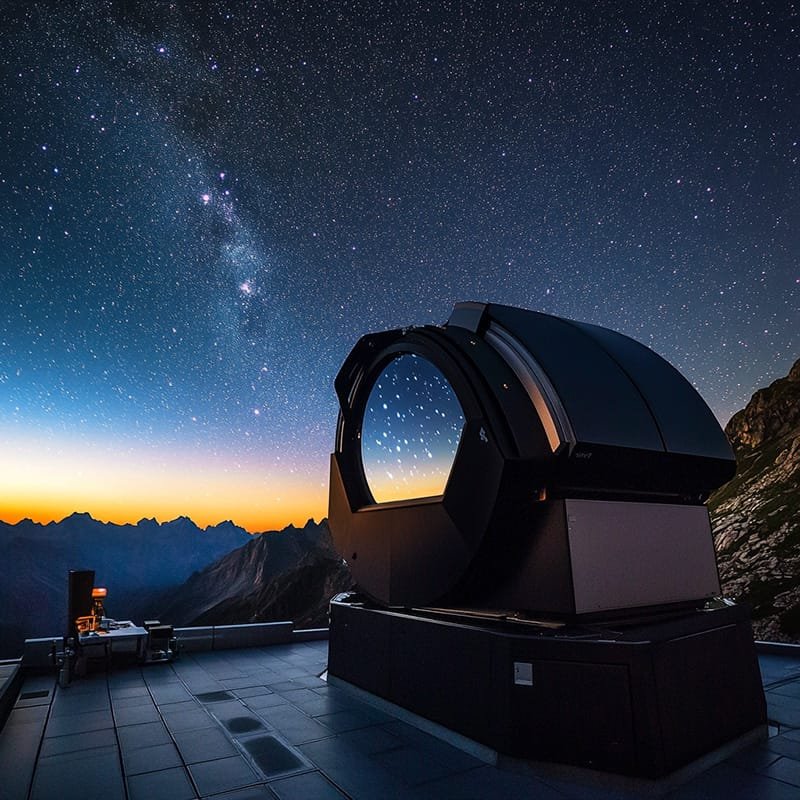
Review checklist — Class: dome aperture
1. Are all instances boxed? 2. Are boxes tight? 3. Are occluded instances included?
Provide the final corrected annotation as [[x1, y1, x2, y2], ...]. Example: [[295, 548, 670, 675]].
[[361, 354, 464, 503]]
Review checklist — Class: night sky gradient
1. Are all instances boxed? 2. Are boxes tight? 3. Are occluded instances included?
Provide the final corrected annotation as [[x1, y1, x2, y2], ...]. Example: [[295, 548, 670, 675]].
[[1, 1, 797, 530]]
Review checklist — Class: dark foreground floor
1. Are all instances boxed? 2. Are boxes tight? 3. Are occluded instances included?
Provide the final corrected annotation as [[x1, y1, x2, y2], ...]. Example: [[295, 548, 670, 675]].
[[1, 641, 800, 800]]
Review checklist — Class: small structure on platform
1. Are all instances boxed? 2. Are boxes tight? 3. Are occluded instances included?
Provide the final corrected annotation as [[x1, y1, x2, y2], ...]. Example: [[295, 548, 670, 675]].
[[327, 301, 766, 778]]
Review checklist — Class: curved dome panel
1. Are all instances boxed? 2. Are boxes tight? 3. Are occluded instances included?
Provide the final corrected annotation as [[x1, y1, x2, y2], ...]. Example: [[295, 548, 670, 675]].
[[484, 305, 666, 451]]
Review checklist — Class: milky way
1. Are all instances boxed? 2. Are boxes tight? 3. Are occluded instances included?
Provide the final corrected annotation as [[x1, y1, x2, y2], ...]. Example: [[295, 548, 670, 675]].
[[0, 2, 797, 528]]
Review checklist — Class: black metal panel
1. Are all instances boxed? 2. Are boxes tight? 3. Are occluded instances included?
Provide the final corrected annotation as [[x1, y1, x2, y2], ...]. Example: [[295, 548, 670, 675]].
[[651, 618, 767, 772], [570, 320, 735, 461], [390, 612, 500, 744], [327, 600, 391, 699], [508, 659, 636, 771], [67, 569, 95, 637], [328, 599, 767, 778], [478, 304, 666, 451], [330, 452, 481, 607]]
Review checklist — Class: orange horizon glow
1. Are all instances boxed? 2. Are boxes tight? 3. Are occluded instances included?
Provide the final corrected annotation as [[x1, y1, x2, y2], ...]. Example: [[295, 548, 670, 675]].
[[0, 502, 326, 535], [0, 428, 328, 533]]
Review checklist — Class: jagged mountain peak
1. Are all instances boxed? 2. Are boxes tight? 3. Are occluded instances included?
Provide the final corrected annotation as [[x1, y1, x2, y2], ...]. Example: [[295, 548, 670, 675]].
[[62, 511, 94, 521], [1, 510, 252, 656], [156, 518, 351, 629], [725, 356, 800, 452]]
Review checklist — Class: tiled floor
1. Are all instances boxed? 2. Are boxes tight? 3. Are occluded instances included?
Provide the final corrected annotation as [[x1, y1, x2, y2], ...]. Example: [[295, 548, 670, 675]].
[[1, 641, 799, 799]]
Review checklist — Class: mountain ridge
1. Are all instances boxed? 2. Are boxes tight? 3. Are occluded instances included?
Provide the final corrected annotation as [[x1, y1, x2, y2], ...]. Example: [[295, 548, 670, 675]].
[[0, 514, 252, 656], [710, 356, 800, 642], [156, 518, 353, 629]]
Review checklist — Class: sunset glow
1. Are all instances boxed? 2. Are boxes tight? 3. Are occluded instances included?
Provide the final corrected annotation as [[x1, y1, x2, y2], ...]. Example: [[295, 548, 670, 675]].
[[0, 427, 326, 532]]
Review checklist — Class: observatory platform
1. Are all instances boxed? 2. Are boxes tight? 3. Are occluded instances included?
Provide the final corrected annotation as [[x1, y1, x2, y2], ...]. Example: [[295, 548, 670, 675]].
[[1, 633, 799, 799]]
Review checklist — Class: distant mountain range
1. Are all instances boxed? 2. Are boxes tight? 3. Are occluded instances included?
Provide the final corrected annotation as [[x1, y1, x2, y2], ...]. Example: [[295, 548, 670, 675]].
[[709, 356, 800, 642], [0, 513, 352, 658], [156, 518, 352, 630], [0, 514, 250, 655], [2, 357, 796, 656]]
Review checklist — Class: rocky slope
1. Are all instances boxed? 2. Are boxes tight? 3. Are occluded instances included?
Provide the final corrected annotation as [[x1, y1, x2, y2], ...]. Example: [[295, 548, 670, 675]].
[[156, 519, 352, 629], [0, 514, 249, 656], [709, 357, 800, 642]]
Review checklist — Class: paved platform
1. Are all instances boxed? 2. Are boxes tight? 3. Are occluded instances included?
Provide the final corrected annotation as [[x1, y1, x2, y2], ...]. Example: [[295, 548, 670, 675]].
[[1, 641, 799, 799]]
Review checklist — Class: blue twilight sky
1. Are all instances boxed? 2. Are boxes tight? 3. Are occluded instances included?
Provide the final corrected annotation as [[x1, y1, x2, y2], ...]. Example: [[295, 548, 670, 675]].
[[0, 1, 797, 529]]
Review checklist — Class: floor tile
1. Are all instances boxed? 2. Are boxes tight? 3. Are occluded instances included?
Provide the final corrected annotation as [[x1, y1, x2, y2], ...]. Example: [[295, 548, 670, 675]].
[[764, 732, 800, 759], [123, 741, 184, 775], [255, 704, 331, 745], [31, 747, 124, 800], [114, 702, 160, 726], [7, 642, 800, 800], [204, 699, 248, 718], [379, 721, 482, 773], [417, 764, 566, 800], [173, 727, 239, 763], [726, 744, 783, 772], [37, 743, 119, 765], [189, 754, 260, 795], [274, 688, 322, 706], [44, 708, 113, 736], [221, 714, 267, 735], [767, 691, 800, 711], [110, 685, 150, 698], [240, 734, 308, 777], [314, 708, 384, 733], [289, 694, 354, 717], [163, 707, 217, 733], [13, 688, 53, 709], [221, 676, 264, 689], [756, 755, 800, 787], [150, 686, 193, 704], [338, 725, 404, 755], [372, 744, 461, 786], [51, 694, 110, 716], [127, 766, 197, 800], [112, 692, 156, 708], [202, 788, 273, 800], [158, 699, 199, 713], [196, 690, 237, 702], [117, 720, 172, 751], [269, 770, 349, 799], [664, 769, 800, 799], [246, 693, 289, 710], [768, 681, 800, 699], [298, 738, 426, 800], [234, 686, 272, 699], [39, 727, 117, 757]]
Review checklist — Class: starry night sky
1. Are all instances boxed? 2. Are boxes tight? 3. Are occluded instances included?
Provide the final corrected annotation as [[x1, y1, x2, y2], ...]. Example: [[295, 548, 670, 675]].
[[1, 1, 797, 530], [362, 354, 465, 503]]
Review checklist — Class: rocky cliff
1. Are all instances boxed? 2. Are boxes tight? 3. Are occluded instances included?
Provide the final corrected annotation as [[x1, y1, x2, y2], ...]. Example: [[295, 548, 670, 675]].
[[710, 357, 800, 642], [156, 519, 353, 629]]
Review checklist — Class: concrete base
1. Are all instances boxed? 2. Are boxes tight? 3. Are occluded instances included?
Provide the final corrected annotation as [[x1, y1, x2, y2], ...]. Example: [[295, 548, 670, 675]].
[[328, 598, 767, 778]]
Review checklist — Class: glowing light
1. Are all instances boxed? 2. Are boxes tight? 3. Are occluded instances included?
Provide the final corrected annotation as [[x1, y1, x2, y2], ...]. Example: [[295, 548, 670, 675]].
[[0, 427, 325, 532]]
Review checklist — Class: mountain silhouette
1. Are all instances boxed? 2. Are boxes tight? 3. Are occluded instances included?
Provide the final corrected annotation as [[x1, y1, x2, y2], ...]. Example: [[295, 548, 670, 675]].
[[0, 513, 250, 656]]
